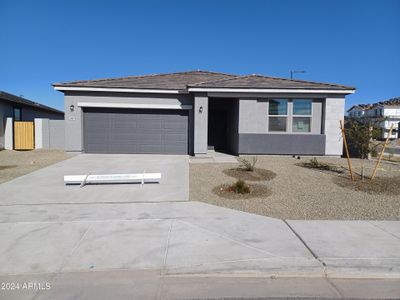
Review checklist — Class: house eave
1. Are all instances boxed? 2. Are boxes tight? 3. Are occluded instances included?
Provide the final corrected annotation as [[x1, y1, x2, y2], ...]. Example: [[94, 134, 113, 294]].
[[188, 88, 355, 94], [53, 85, 355, 96], [53, 86, 186, 94]]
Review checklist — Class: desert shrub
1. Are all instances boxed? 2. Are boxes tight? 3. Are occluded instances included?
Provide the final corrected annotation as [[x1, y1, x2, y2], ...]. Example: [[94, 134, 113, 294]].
[[237, 156, 258, 171], [230, 180, 250, 194], [299, 158, 343, 174]]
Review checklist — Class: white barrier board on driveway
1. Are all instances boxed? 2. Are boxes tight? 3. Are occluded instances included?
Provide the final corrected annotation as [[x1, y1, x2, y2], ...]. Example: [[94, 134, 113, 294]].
[[64, 173, 161, 185]]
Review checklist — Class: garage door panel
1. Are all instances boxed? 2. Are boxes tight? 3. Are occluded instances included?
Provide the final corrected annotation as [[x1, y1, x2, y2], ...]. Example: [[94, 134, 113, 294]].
[[83, 108, 188, 154], [164, 122, 187, 130], [165, 145, 186, 152], [109, 132, 163, 140], [136, 122, 163, 130], [165, 133, 187, 142]]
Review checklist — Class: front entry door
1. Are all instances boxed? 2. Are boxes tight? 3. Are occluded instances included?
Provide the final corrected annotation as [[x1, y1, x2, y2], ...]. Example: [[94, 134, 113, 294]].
[[208, 109, 228, 151]]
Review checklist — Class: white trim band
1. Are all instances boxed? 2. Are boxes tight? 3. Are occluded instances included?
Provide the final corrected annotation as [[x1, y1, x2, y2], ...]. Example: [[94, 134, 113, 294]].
[[77, 102, 192, 110], [188, 88, 355, 94], [55, 86, 355, 95], [54, 86, 183, 94]]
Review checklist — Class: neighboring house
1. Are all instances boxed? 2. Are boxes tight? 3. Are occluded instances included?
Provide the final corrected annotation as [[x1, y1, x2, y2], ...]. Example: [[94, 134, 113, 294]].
[[347, 104, 372, 118], [0, 91, 64, 149], [53, 70, 355, 156], [347, 97, 400, 139]]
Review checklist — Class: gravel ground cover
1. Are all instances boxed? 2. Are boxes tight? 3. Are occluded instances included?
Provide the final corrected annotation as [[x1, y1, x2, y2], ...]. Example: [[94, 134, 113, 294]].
[[223, 167, 276, 181], [0, 150, 73, 184], [213, 183, 272, 199], [333, 175, 400, 195], [190, 156, 400, 220]]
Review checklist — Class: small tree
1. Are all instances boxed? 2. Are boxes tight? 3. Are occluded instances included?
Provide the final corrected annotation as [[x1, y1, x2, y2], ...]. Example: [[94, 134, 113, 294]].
[[345, 116, 386, 179]]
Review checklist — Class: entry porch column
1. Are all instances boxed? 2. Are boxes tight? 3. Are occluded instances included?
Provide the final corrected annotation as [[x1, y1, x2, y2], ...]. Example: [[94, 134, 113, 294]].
[[193, 93, 208, 155]]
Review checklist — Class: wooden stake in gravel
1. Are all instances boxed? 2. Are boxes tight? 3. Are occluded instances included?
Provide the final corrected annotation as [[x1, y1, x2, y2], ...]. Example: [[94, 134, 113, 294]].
[[370, 124, 394, 181], [340, 120, 355, 181]]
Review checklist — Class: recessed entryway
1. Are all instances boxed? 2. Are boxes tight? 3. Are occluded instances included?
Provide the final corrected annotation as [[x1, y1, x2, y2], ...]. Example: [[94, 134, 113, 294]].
[[207, 98, 238, 154]]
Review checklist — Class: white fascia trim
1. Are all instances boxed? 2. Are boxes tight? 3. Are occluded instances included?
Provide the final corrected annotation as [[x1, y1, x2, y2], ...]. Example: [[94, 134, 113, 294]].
[[77, 102, 192, 110], [54, 86, 184, 94], [188, 88, 355, 94]]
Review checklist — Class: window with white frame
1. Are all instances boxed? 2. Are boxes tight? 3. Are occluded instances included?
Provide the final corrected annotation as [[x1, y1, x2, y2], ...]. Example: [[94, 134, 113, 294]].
[[268, 99, 288, 132], [268, 99, 313, 133], [292, 99, 312, 132]]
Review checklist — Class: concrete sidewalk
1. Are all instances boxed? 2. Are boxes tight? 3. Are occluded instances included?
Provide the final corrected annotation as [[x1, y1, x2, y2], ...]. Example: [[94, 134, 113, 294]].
[[0, 202, 319, 277], [288, 220, 400, 278], [0, 202, 399, 279]]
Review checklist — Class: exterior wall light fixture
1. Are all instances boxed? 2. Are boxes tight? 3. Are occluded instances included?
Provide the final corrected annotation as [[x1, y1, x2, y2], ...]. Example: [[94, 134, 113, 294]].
[[199, 106, 203, 113], [70, 105, 75, 112]]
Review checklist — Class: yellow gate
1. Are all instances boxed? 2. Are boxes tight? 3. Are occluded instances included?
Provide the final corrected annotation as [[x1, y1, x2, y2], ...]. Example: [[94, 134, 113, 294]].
[[14, 121, 34, 150]]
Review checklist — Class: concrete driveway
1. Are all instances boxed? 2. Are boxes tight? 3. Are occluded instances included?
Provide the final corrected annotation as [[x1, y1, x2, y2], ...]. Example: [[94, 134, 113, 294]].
[[0, 154, 189, 205]]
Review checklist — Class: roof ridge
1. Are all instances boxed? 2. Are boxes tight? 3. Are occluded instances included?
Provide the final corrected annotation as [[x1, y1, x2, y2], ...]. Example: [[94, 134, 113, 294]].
[[189, 69, 238, 76], [374, 97, 400, 106], [54, 70, 238, 86], [246, 74, 355, 89], [348, 97, 400, 111]]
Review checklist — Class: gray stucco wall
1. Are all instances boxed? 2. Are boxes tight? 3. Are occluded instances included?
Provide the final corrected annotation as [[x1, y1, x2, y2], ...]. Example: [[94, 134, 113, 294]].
[[20, 107, 63, 121], [238, 99, 268, 133], [49, 120, 65, 149], [60, 91, 346, 156], [193, 93, 208, 154], [64, 92, 194, 152], [238, 98, 323, 134], [0, 101, 10, 148], [34, 119, 65, 150], [238, 134, 326, 155], [324, 96, 345, 155], [236, 97, 330, 155]]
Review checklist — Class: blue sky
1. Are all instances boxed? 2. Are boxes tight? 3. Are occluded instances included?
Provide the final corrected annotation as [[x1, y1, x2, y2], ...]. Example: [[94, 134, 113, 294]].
[[0, 0, 399, 111]]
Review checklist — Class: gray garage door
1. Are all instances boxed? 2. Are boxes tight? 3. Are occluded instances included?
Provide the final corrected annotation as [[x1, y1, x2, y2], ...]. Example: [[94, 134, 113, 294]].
[[83, 108, 189, 154]]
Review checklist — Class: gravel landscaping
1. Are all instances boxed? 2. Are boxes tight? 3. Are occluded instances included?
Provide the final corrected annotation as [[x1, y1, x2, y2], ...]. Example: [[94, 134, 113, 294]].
[[190, 156, 400, 220], [223, 167, 276, 181], [0, 150, 73, 184], [333, 175, 400, 195], [213, 183, 272, 199]]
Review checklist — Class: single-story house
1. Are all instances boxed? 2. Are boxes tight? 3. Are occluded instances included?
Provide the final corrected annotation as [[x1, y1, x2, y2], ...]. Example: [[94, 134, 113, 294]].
[[0, 91, 64, 149], [53, 70, 355, 156]]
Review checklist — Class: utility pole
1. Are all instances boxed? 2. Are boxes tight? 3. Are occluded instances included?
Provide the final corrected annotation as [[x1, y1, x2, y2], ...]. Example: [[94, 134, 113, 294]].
[[290, 70, 305, 80]]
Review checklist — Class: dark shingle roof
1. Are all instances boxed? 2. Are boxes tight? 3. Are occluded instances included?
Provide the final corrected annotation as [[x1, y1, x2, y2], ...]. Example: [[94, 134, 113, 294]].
[[347, 103, 373, 112], [0, 91, 64, 115], [53, 70, 355, 91], [349, 97, 400, 112], [54, 71, 237, 90], [375, 97, 400, 106], [189, 74, 355, 90]]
